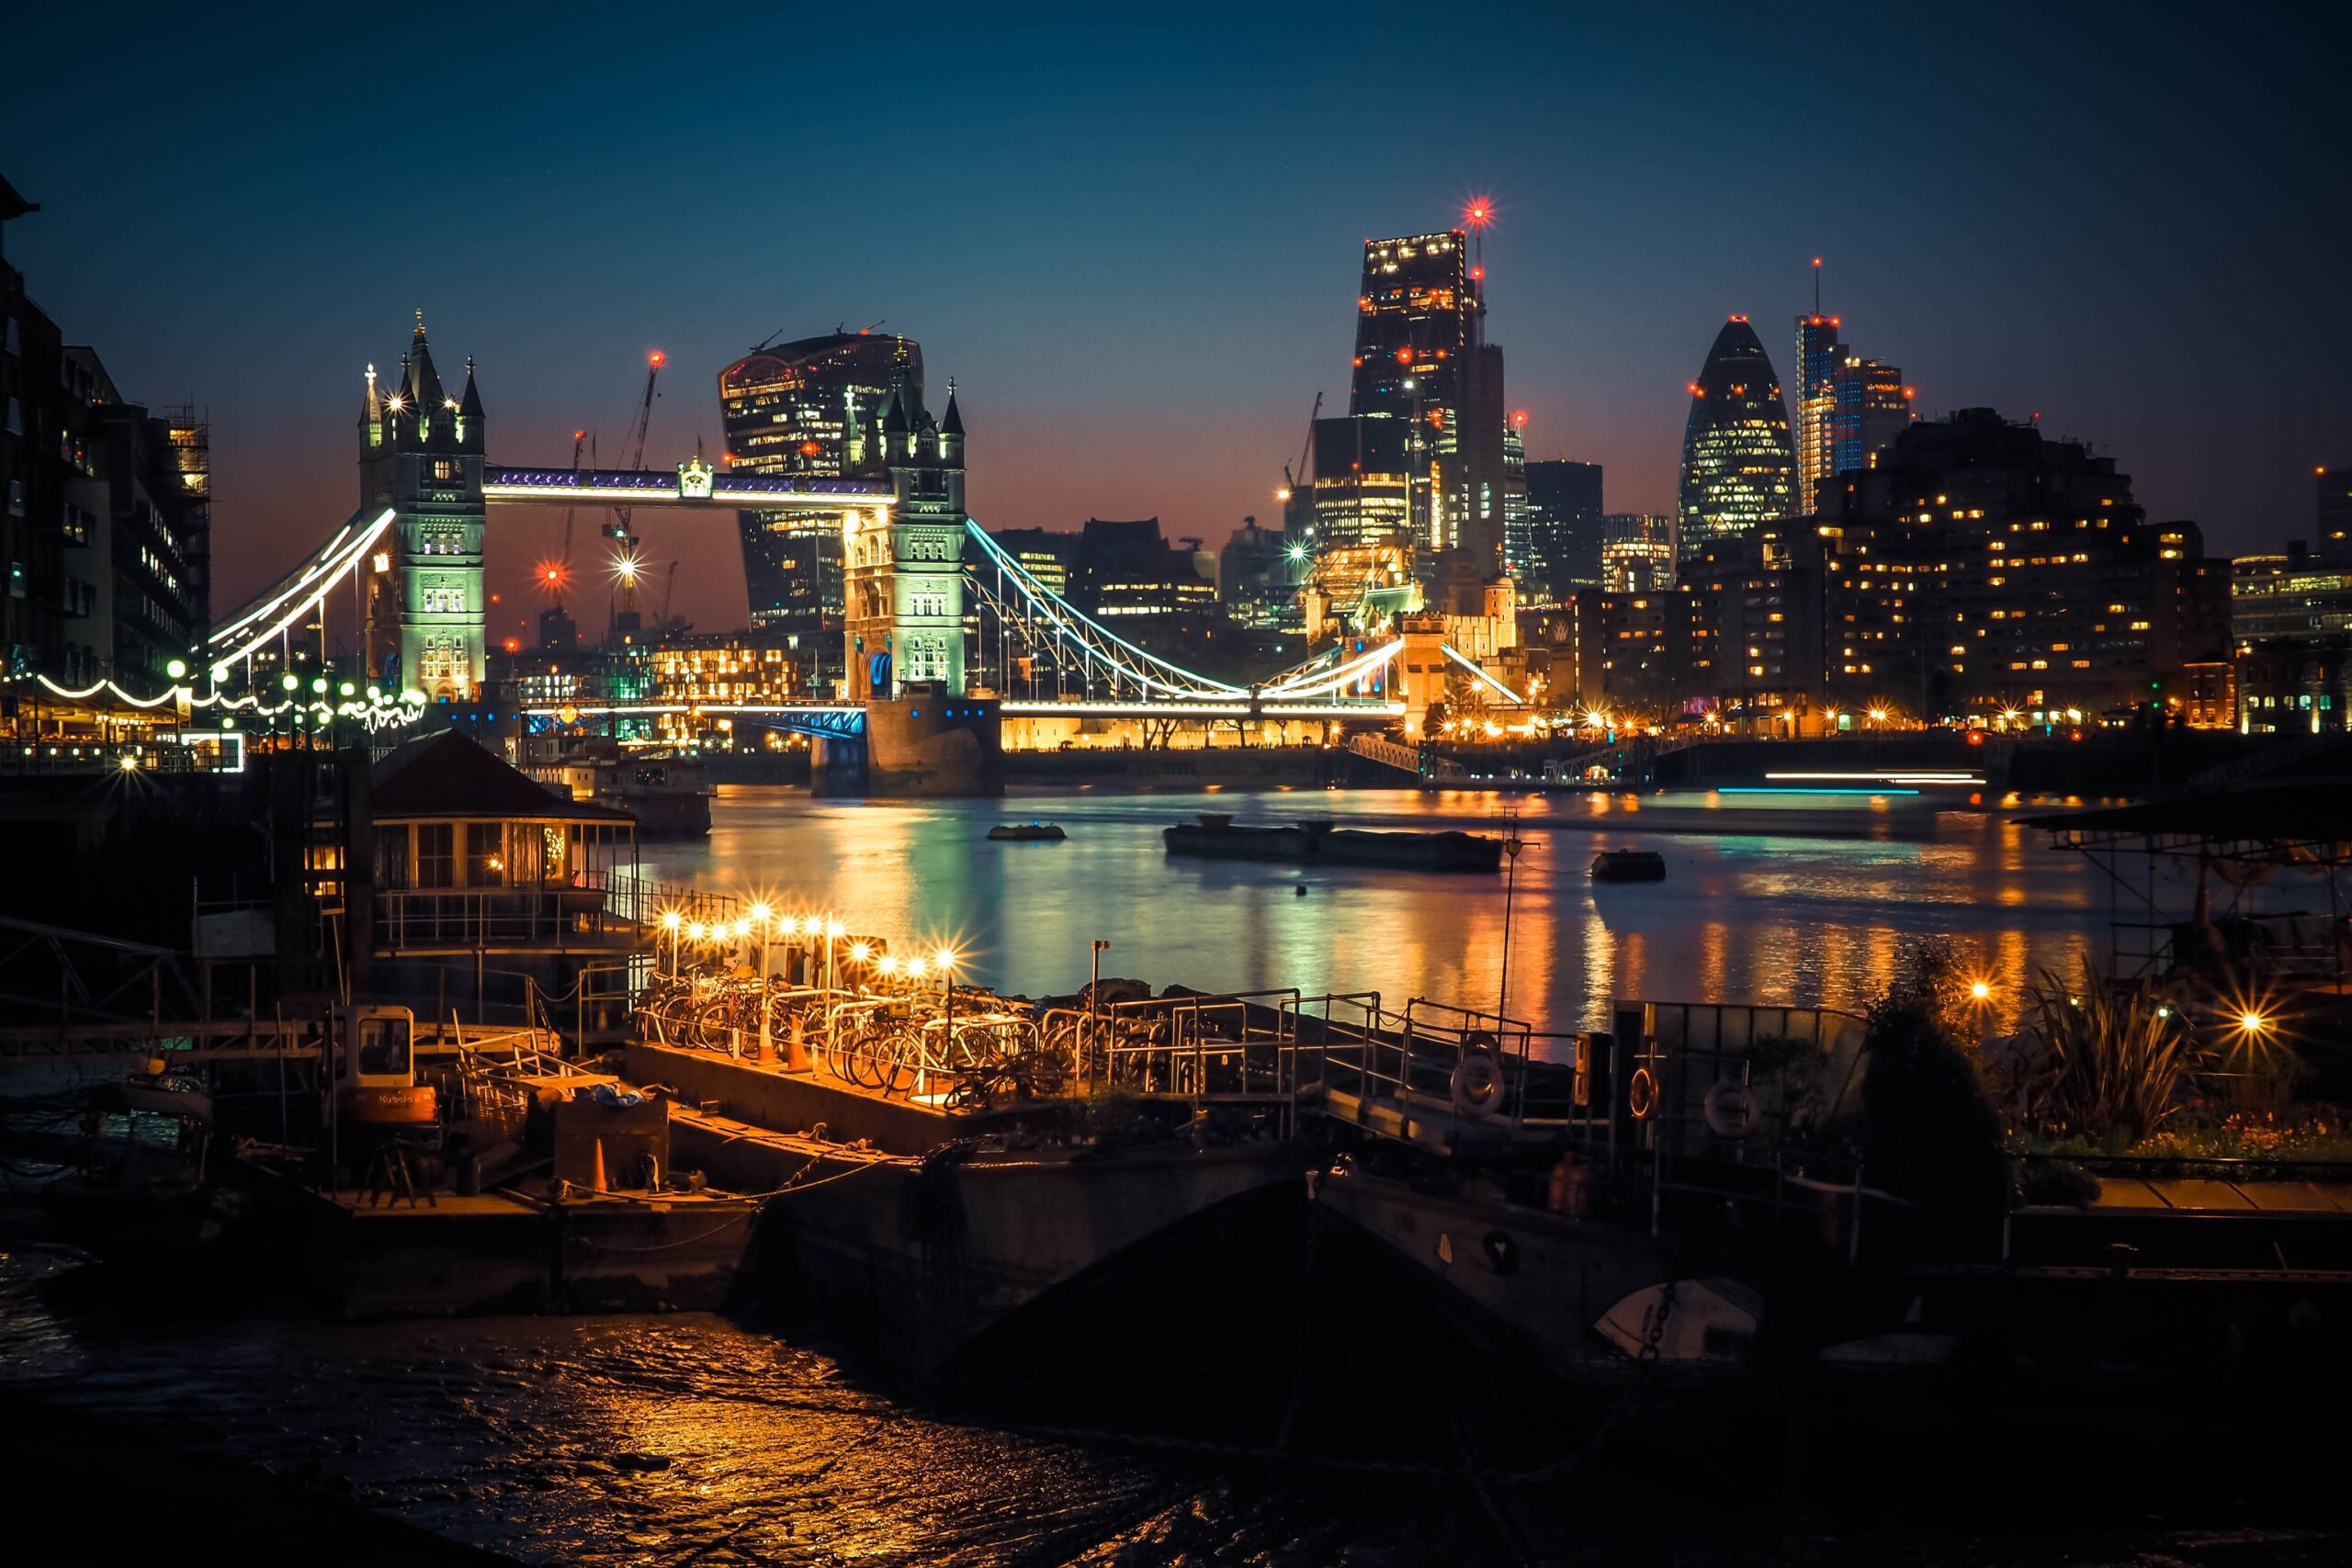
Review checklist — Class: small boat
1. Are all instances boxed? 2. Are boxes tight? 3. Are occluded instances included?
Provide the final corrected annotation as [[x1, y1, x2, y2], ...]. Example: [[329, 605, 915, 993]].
[[989, 821, 1067, 842], [42, 1069, 237, 1257], [1590, 849, 1667, 882]]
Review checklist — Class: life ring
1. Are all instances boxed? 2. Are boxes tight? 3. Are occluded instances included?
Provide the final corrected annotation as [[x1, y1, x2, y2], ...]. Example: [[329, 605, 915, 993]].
[[1627, 1066, 1658, 1121], [1703, 1080, 1760, 1139], [1482, 1230, 1521, 1275], [1450, 1054, 1503, 1116]]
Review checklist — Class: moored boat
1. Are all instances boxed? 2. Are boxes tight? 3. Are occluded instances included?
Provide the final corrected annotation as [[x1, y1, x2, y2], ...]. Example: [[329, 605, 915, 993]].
[[1164, 813, 1502, 871], [988, 821, 1067, 841], [1590, 849, 1667, 881], [41, 1068, 237, 1257]]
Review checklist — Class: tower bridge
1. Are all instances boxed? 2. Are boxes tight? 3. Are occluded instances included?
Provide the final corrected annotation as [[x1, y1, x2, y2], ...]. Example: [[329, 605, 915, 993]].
[[107, 316, 1538, 792]]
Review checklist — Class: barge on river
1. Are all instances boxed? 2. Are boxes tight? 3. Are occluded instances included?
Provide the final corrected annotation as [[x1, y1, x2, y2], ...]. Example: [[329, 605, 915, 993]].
[[1164, 812, 1502, 871]]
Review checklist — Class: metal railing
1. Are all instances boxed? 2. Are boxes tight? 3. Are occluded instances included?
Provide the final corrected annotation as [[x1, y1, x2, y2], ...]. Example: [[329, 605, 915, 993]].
[[1301, 993, 1585, 1145], [371, 887, 641, 953]]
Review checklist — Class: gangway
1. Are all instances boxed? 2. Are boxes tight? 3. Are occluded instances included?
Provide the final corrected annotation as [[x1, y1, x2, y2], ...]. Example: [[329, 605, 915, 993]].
[[1346, 733, 1467, 783]]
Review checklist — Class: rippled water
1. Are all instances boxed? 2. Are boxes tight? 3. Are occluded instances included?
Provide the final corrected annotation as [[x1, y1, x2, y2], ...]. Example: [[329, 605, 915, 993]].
[[4, 1239, 2346, 1566], [642, 785, 2145, 1035], [0, 1246, 1540, 1565], [9, 784, 2346, 1563]]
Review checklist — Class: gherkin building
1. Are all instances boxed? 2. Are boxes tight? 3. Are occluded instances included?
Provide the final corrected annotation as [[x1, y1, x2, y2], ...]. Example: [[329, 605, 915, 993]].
[[1678, 316, 1795, 563]]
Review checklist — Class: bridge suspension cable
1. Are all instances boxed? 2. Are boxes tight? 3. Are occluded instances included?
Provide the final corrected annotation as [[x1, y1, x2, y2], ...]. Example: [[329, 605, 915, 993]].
[[1256, 637, 1403, 700], [202, 506, 398, 673], [962, 520, 1247, 701]]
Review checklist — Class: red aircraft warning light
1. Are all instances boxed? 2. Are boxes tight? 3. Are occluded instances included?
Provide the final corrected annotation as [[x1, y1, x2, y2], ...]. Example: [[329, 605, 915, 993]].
[[649, 351, 666, 368]]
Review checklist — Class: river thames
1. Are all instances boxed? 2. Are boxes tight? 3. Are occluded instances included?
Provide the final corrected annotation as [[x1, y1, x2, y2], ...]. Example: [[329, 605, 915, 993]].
[[6, 782, 2342, 1565], [642, 784, 2130, 1037]]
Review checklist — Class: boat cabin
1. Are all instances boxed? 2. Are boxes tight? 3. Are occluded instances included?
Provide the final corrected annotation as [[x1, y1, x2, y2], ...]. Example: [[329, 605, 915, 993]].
[[320, 729, 644, 956]]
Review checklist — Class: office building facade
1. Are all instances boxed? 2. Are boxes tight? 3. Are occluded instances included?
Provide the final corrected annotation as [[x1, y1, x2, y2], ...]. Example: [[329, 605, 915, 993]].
[[1679, 316, 1795, 565], [2233, 547, 2352, 643], [1794, 310, 1911, 511], [718, 332, 922, 691], [1347, 231, 1515, 573], [1600, 513, 1677, 594], [1521, 459, 1603, 603]]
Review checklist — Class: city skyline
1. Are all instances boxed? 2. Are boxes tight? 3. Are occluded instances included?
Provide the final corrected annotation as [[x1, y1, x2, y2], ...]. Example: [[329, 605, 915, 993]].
[[5, 6, 2346, 640]]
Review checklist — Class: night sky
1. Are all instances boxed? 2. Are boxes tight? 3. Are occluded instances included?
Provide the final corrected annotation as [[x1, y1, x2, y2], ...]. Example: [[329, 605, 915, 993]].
[[6, 3, 2346, 643]]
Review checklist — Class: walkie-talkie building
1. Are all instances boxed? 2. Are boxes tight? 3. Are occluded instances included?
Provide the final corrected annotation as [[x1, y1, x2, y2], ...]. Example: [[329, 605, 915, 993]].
[[1678, 316, 1794, 564], [718, 332, 922, 691]]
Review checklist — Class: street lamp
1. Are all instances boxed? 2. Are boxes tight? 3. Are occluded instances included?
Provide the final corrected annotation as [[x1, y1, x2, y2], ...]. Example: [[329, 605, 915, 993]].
[[662, 908, 681, 978], [1089, 939, 1110, 1092], [1497, 811, 1526, 1021], [936, 948, 957, 1043], [749, 902, 774, 1062]]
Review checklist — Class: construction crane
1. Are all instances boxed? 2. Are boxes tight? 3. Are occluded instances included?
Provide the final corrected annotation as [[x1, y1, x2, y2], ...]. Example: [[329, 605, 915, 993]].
[[660, 560, 680, 632], [1288, 389, 1326, 512], [606, 350, 663, 629], [549, 428, 585, 604]]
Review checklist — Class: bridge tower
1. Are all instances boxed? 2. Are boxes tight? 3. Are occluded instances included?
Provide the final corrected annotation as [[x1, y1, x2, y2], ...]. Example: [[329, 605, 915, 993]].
[[835, 378, 1000, 795], [842, 378, 967, 701], [358, 313, 487, 698]]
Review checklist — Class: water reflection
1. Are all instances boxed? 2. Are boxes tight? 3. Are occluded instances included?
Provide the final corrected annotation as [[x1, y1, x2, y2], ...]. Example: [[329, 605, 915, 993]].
[[642, 787, 2126, 1035]]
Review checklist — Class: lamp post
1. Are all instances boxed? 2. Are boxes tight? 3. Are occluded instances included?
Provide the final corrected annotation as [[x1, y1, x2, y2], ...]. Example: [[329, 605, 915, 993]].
[[1497, 809, 1526, 1021], [937, 948, 957, 1044], [749, 903, 774, 1062], [662, 909, 681, 979], [1089, 939, 1110, 1091]]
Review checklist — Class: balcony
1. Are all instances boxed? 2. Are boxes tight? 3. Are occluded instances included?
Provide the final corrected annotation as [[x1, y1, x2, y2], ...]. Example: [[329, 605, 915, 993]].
[[371, 882, 644, 954]]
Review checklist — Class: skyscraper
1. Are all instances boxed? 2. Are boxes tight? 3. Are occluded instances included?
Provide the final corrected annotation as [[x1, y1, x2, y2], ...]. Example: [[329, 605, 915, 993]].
[[1793, 313, 1846, 508], [1795, 309, 1912, 510], [1348, 231, 1513, 571], [1828, 356, 1910, 484], [1679, 316, 1794, 563], [718, 332, 922, 690], [1521, 459, 1604, 603], [1309, 414, 1413, 552]]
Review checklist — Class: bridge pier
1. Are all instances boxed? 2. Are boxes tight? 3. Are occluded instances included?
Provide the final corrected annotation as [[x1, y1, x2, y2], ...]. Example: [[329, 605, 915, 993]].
[[808, 733, 867, 796], [860, 690, 1002, 796]]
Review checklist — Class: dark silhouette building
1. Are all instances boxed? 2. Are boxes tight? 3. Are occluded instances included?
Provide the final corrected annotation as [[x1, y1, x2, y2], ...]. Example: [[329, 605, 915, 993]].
[[1521, 459, 1604, 602], [2, 174, 210, 691], [1818, 408, 2230, 720], [2319, 463, 2352, 563]]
